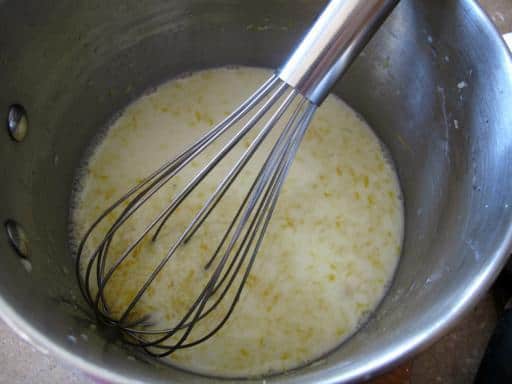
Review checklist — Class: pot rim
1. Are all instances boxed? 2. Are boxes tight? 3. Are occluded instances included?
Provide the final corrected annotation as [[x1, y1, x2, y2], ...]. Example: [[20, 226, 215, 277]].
[[1, 0, 512, 383]]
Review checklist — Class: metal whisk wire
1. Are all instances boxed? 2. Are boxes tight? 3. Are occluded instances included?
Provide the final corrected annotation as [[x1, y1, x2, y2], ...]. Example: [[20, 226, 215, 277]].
[[76, 76, 317, 354], [75, 0, 398, 355], [77, 74, 279, 306]]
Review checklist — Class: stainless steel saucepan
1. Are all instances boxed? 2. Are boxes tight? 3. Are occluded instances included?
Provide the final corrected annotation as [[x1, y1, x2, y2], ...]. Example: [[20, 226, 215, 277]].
[[1, 1, 512, 383]]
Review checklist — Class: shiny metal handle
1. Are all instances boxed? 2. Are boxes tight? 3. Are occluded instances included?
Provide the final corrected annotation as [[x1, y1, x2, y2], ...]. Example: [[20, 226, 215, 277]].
[[278, 0, 398, 105]]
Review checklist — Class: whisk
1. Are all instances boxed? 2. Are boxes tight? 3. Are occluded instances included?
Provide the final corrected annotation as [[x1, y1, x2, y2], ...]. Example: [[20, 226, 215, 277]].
[[76, 0, 398, 356]]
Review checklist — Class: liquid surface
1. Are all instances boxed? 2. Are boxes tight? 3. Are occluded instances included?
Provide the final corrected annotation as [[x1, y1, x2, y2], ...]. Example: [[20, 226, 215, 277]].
[[71, 67, 404, 377]]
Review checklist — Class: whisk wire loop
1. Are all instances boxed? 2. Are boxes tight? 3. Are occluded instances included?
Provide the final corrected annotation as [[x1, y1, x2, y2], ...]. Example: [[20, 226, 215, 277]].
[[76, 76, 317, 353]]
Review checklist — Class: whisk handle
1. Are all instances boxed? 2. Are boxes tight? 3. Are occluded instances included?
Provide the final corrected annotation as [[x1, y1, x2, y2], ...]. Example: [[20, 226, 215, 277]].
[[278, 0, 398, 105]]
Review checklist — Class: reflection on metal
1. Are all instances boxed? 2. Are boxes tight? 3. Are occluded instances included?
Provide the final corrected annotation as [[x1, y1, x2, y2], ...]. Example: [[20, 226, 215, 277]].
[[5, 219, 30, 259], [7, 104, 28, 142]]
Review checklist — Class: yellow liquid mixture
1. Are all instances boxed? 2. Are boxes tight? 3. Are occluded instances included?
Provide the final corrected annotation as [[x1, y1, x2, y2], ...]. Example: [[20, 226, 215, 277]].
[[71, 67, 404, 377]]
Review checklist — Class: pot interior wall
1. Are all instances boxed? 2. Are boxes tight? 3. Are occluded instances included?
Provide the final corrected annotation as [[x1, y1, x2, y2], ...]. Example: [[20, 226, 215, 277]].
[[1, 0, 512, 383]]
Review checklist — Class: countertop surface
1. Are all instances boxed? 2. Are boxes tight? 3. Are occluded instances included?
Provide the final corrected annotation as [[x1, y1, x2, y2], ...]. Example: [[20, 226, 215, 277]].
[[1, 1, 511, 383]]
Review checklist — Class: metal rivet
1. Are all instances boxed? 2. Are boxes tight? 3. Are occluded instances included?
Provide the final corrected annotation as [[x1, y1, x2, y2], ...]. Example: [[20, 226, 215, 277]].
[[5, 219, 30, 259], [7, 104, 28, 142]]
